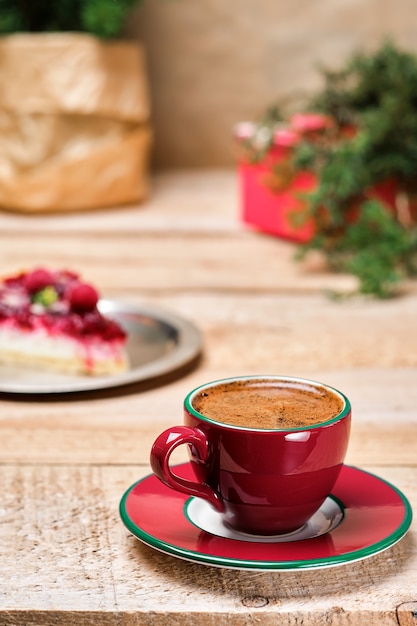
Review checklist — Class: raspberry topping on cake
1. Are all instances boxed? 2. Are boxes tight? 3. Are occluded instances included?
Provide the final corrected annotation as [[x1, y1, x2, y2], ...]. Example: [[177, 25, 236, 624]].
[[0, 267, 128, 376], [68, 283, 99, 312], [25, 268, 55, 294]]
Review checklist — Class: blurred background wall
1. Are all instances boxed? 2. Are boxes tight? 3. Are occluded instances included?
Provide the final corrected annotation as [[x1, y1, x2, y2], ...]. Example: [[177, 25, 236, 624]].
[[126, 0, 417, 169]]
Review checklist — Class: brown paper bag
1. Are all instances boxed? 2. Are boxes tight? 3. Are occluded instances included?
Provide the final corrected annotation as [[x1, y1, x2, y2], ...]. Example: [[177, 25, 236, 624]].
[[0, 33, 152, 213]]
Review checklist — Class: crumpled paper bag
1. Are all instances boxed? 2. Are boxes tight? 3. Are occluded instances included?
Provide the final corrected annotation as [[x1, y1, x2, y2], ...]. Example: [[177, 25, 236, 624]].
[[0, 33, 152, 213]]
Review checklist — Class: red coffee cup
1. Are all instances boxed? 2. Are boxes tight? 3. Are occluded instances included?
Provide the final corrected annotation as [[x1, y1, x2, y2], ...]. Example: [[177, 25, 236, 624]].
[[150, 375, 351, 535]]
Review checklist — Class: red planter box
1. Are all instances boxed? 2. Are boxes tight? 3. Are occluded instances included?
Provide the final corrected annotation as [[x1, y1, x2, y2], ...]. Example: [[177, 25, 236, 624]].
[[238, 160, 316, 244], [239, 160, 399, 244], [236, 116, 399, 243]]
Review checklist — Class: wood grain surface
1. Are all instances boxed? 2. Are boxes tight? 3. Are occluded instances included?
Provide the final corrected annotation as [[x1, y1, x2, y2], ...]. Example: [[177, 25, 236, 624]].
[[1, 170, 416, 626]]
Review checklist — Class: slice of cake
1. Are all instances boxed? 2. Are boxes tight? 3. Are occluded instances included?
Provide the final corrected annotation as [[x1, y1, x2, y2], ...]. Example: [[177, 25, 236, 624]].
[[0, 268, 129, 376]]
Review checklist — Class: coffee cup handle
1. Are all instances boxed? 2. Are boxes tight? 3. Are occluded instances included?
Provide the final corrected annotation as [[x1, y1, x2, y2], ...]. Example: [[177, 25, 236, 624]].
[[150, 426, 224, 512]]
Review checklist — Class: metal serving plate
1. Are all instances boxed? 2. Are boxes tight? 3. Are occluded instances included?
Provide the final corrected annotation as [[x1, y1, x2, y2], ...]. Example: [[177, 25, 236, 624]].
[[0, 300, 202, 394]]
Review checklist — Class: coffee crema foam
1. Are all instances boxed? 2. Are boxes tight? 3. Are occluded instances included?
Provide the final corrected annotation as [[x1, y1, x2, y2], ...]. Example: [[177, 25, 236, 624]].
[[192, 379, 344, 429]]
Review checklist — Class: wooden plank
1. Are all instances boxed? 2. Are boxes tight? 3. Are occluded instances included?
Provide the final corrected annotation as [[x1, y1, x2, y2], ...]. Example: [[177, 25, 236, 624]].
[[0, 170, 240, 234], [2, 231, 416, 295], [0, 231, 360, 294], [1, 368, 416, 466], [3, 420, 417, 469], [1, 288, 417, 371], [0, 609, 407, 626], [1, 416, 416, 468], [1, 464, 415, 625], [148, 293, 417, 370], [1, 169, 416, 296]]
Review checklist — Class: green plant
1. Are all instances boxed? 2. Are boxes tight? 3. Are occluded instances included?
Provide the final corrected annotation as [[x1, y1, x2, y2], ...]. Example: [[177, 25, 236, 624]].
[[0, 0, 141, 38], [295, 41, 417, 297], [244, 41, 417, 297]]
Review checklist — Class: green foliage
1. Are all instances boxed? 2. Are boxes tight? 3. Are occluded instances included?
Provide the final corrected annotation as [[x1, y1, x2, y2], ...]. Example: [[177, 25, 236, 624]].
[[295, 41, 417, 297], [343, 202, 417, 298], [305, 42, 417, 184], [0, 0, 141, 38], [248, 41, 417, 297], [299, 200, 417, 298]]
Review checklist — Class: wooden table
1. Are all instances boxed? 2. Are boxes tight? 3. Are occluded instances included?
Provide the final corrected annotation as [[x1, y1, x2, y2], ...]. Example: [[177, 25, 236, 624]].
[[1, 170, 416, 626]]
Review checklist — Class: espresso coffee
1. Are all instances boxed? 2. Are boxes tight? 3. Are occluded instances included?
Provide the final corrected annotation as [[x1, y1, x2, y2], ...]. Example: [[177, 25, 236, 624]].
[[192, 379, 344, 429]]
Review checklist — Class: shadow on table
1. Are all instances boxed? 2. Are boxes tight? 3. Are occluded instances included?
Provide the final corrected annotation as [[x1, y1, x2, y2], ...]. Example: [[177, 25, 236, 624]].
[[131, 530, 414, 600]]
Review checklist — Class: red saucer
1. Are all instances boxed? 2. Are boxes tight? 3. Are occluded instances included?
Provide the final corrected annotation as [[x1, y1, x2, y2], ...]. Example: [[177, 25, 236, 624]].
[[119, 464, 412, 570]]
